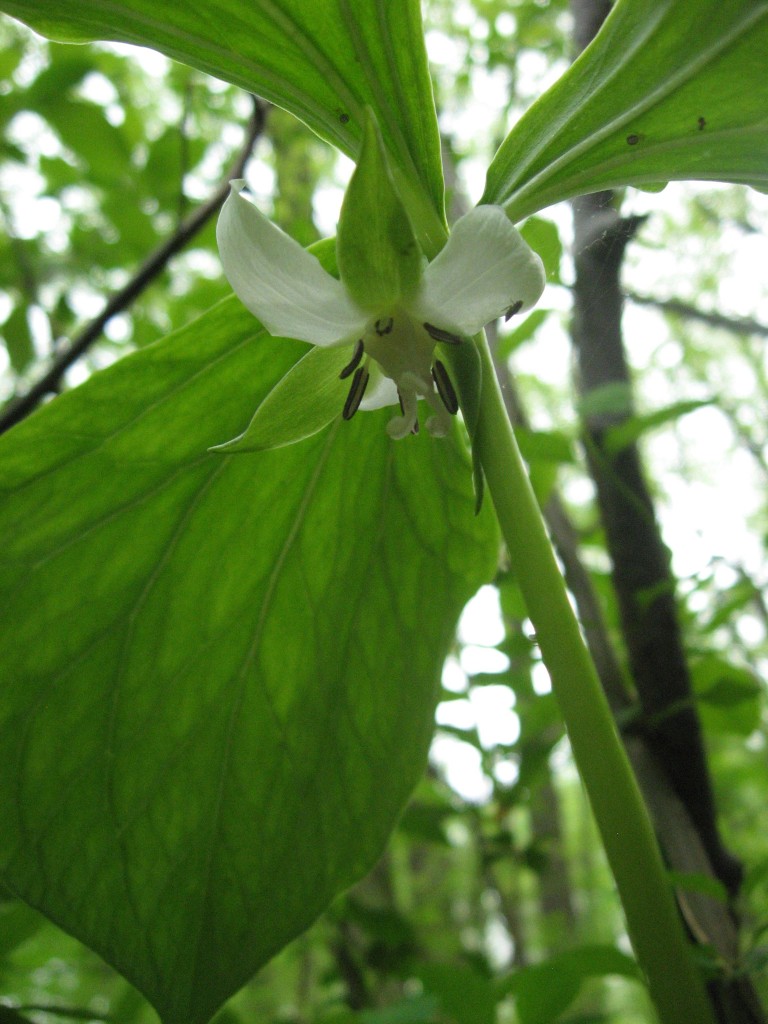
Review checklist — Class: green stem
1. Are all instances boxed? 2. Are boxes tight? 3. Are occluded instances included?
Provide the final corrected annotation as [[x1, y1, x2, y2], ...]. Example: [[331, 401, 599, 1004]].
[[474, 334, 714, 1024]]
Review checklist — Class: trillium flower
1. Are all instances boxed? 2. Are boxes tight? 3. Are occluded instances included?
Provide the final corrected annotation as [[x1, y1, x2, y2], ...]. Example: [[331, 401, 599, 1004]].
[[218, 181, 545, 439], [218, 109, 545, 444]]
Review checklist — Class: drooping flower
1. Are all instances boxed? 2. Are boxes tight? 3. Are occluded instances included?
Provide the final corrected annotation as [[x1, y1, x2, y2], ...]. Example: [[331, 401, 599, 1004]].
[[216, 120, 545, 440]]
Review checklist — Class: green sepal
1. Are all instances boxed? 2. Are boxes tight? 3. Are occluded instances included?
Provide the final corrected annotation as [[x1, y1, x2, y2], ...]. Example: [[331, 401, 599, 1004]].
[[337, 110, 422, 312], [211, 236, 349, 454], [210, 344, 350, 453], [443, 337, 485, 514]]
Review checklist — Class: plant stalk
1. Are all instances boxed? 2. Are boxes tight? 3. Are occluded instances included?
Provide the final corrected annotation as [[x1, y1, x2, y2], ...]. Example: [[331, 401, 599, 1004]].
[[475, 332, 714, 1024]]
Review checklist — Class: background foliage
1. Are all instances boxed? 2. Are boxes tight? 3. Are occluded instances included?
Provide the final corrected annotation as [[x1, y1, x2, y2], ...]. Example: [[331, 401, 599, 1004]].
[[1, 1, 768, 1022]]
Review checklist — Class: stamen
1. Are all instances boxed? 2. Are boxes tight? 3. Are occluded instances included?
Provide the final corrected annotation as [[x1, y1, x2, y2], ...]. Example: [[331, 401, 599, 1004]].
[[423, 323, 462, 345], [504, 300, 523, 321], [397, 388, 419, 433], [432, 360, 459, 415], [339, 339, 364, 379], [342, 365, 370, 420], [374, 317, 394, 336]]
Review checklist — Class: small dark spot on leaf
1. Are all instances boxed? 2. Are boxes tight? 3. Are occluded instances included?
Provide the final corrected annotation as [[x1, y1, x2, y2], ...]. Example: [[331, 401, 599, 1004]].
[[626, 133, 640, 146], [339, 111, 350, 124], [698, 116, 706, 130]]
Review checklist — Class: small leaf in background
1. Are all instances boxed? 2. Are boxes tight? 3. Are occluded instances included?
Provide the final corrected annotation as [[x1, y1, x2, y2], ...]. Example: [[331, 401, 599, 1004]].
[[577, 381, 634, 422], [514, 426, 575, 465], [519, 217, 562, 284], [0, 295, 497, 1024], [668, 870, 729, 904], [483, 0, 768, 219], [414, 963, 497, 1024], [1, 304, 34, 373], [499, 945, 642, 1024], [691, 655, 762, 736], [496, 308, 550, 359], [602, 397, 716, 453]]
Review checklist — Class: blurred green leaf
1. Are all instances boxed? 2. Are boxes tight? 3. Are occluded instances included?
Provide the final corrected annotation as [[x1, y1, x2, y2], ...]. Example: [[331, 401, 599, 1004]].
[[603, 398, 715, 453], [668, 870, 728, 903], [43, 99, 133, 185], [691, 655, 762, 735], [519, 217, 561, 284], [496, 308, 550, 359], [499, 945, 641, 1024], [414, 963, 497, 1024], [1, 304, 34, 373], [515, 426, 575, 465]]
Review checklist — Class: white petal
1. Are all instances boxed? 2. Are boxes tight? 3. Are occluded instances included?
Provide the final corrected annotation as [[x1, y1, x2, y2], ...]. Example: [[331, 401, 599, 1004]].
[[412, 205, 546, 335], [217, 180, 367, 346], [359, 366, 399, 410]]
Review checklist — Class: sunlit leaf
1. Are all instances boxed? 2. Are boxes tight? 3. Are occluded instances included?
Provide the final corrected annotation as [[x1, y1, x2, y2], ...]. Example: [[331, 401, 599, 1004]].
[[0, 296, 497, 1024], [483, 0, 768, 218]]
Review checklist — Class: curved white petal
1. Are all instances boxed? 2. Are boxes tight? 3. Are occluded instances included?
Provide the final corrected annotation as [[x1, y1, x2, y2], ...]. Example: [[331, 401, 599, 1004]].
[[359, 365, 399, 410], [412, 205, 546, 335], [217, 181, 367, 346]]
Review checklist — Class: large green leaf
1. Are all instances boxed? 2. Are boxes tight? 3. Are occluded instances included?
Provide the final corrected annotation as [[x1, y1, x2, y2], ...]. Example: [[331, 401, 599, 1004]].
[[0, 0, 445, 245], [0, 297, 497, 1024], [482, 0, 768, 218]]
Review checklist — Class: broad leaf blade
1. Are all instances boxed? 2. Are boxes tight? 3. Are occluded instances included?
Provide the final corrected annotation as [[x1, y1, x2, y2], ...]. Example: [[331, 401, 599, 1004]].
[[482, 0, 768, 218], [0, 0, 445, 240], [0, 297, 497, 1024]]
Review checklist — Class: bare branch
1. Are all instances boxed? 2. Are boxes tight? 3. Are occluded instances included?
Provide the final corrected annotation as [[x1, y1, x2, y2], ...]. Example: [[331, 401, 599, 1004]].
[[626, 290, 768, 338]]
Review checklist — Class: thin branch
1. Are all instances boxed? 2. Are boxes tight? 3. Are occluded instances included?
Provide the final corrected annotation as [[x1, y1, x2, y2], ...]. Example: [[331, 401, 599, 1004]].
[[0, 96, 267, 436], [625, 290, 768, 338]]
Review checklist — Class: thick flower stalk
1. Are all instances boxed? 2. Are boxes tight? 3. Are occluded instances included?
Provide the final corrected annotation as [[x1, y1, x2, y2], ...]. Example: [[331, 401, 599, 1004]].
[[217, 115, 545, 440]]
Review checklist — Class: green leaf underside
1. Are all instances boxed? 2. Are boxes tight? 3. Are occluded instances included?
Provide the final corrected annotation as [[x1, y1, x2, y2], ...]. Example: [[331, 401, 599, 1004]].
[[483, 0, 768, 218], [0, 0, 445, 243], [0, 296, 497, 1024]]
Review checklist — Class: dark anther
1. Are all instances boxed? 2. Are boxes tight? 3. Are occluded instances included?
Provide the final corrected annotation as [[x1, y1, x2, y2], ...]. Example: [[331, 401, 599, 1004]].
[[432, 360, 459, 415], [375, 317, 394, 336], [339, 339, 364, 379], [504, 300, 523, 321], [423, 322, 462, 345], [342, 366, 370, 420]]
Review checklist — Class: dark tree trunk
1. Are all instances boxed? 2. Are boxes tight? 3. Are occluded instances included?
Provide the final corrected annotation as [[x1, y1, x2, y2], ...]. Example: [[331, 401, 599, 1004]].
[[566, 2, 763, 1021]]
